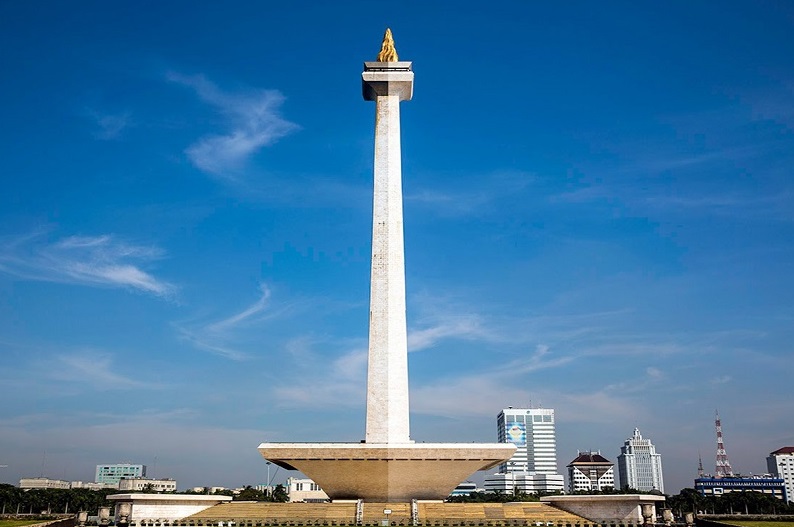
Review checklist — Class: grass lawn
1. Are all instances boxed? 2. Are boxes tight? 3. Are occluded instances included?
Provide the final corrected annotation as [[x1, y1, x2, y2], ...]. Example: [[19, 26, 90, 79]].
[[0, 521, 54, 527], [717, 522, 794, 527]]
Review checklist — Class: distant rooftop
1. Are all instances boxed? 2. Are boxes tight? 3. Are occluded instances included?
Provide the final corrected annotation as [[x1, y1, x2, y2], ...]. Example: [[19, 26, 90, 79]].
[[569, 451, 612, 464]]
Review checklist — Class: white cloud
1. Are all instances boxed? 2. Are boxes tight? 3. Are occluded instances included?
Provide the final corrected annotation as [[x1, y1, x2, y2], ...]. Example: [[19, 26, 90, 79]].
[[46, 350, 157, 389], [176, 283, 299, 361], [168, 72, 299, 178], [207, 283, 271, 333], [87, 110, 132, 140], [0, 231, 174, 297], [408, 314, 493, 352], [272, 345, 367, 408]]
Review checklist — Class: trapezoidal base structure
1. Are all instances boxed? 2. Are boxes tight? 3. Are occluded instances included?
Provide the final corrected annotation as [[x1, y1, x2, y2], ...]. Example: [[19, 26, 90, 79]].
[[258, 442, 516, 502]]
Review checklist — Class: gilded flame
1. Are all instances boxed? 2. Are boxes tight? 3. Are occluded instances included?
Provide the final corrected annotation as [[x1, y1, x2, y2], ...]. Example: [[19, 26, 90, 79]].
[[376, 28, 399, 62]]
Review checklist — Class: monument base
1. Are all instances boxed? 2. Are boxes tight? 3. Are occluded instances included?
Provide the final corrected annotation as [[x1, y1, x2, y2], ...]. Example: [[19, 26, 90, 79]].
[[258, 442, 516, 502]]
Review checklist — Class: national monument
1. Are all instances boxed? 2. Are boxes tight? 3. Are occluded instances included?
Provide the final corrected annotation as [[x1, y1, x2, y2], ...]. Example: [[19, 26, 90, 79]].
[[257, 29, 515, 502]]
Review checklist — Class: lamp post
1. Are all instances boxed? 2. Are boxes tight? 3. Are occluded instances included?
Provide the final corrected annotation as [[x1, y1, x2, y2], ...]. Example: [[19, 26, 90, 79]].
[[266, 462, 271, 500]]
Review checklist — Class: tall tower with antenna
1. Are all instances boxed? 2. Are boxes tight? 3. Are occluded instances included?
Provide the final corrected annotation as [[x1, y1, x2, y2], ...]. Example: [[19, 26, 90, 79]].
[[715, 410, 733, 477]]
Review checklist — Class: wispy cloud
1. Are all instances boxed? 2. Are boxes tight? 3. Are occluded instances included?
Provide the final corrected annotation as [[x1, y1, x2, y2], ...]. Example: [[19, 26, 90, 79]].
[[272, 344, 367, 408], [406, 171, 534, 217], [86, 109, 132, 140], [0, 230, 174, 297], [176, 283, 296, 361], [168, 72, 299, 179], [207, 283, 271, 333], [408, 313, 494, 352], [45, 350, 156, 389]]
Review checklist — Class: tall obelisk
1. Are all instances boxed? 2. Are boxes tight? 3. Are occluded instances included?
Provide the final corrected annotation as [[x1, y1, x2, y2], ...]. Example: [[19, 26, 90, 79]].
[[258, 31, 515, 501], [362, 28, 414, 444]]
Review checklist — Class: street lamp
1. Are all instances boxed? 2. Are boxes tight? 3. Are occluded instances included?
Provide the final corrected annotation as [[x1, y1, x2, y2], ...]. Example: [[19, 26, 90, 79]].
[[266, 462, 271, 499]]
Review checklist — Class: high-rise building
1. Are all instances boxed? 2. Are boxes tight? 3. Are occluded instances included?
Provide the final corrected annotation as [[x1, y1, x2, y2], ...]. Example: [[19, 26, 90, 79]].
[[95, 463, 146, 485], [567, 451, 615, 493], [484, 407, 564, 493], [617, 428, 664, 493], [767, 447, 794, 503]]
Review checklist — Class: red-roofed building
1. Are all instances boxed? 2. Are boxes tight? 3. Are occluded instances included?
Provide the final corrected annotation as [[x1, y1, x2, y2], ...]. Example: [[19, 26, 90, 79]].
[[767, 447, 794, 503], [567, 451, 615, 493]]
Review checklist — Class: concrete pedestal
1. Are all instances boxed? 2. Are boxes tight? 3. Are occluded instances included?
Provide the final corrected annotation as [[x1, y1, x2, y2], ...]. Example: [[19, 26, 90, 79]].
[[258, 442, 516, 502]]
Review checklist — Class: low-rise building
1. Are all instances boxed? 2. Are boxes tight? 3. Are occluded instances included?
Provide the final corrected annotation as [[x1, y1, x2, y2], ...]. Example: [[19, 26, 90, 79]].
[[118, 477, 177, 493], [767, 447, 794, 503], [450, 481, 478, 496], [484, 472, 564, 494], [567, 451, 615, 492], [286, 477, 329, 502], [71, 480, 117, 490], [19, 477, 70, 489], [695, 475, 787, 501]]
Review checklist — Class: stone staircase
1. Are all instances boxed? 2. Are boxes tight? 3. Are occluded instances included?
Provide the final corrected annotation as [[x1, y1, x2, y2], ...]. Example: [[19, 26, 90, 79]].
[[172, 501, 591, 526]]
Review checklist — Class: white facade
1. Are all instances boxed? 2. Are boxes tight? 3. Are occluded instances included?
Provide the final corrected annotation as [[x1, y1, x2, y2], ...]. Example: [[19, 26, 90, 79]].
[[567, 451, 615, 492], [71, 481, 116, 490], [485, 407, 564, 493], [484, 472, 564, 494], [497, 408, 558, 474], [617, 428, 664, 493], [108, 494, 232, 521], [96, 463, 146, 485], [19, 477, 71, 489], [118, 477, 177, 492], [286, 477, 329, 502], [767, 447, 794, 503]]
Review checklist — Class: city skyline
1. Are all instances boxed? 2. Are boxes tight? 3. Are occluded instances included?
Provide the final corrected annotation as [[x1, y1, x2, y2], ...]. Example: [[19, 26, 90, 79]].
[[2, 2, 794, 495]]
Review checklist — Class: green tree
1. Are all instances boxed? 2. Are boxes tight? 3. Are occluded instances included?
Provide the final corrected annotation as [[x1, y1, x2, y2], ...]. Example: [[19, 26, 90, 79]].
[[234, 486, 266, 501], [270, 484, 288, 502]]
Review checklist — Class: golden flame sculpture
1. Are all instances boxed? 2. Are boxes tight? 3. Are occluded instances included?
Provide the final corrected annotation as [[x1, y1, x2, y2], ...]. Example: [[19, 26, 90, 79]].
[[376, 28, 399, 62]]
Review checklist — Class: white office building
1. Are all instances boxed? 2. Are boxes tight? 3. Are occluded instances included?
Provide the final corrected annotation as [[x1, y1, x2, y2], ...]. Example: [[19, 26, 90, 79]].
[[767, 446, 794, 503], [484, 407, 564, 494], [96, 464, 147, 485], [567, 451, 615, 492], [286, 477, 329, 503], [118, 477, 177, 493], [19, 477, 71, 489], [617, 428, 664, 493]]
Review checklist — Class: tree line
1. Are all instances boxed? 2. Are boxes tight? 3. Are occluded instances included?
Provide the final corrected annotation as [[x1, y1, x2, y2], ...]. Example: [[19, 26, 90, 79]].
[[0, 483, 289, 515], [448, 486, 794, 516]]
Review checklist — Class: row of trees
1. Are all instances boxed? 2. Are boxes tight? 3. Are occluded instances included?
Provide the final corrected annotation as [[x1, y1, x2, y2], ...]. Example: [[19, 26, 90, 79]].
[[181, 485, 288, 502], [0, 484, 116, 515], [665, 487, 794, 516], [3, 483, 792, 516], [0, 483, 290, 515], [448, 486, 794, 516]]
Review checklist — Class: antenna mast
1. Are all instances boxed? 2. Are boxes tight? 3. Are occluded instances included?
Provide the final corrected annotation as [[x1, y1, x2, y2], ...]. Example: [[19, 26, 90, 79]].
[[715, 410, 733, 477], [697, 451, 704, 478]]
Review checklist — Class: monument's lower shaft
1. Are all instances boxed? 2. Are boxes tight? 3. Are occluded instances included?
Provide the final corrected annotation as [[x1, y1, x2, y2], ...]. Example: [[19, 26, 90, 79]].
[[365, 94, 410, 444]]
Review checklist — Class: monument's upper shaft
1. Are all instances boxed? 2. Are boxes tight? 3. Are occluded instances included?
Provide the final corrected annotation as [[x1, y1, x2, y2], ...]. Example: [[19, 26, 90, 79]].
[[377, 28, 399, 62]]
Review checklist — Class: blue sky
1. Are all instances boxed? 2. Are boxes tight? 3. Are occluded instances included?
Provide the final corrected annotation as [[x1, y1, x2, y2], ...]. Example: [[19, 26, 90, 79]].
[[1, 1, 793, 495]]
